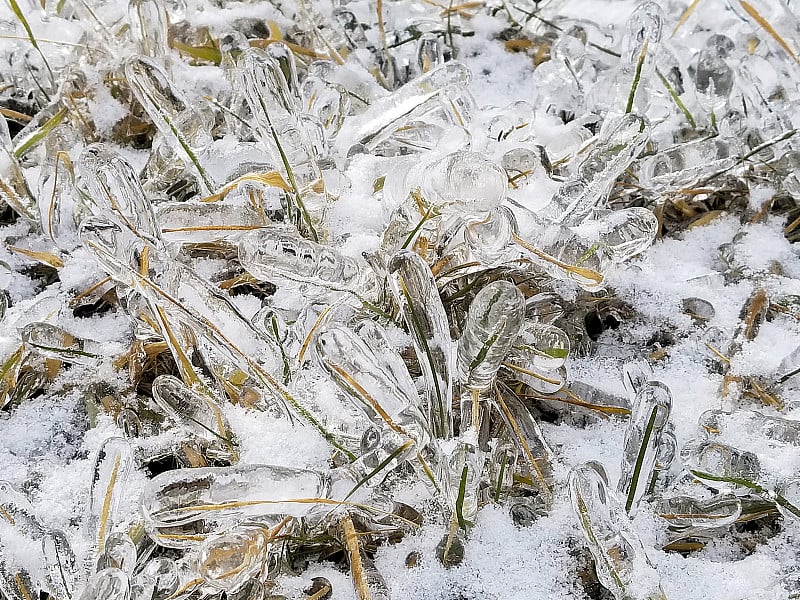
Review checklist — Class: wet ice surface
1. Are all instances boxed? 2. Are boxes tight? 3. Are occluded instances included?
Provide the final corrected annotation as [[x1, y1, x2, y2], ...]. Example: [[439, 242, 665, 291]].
[[0, 0, 800, 598]]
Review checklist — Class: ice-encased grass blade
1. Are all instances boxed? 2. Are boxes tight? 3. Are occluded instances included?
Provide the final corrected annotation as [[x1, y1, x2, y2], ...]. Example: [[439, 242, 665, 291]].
[[388, 250, 453, 440], [20, 321, 100, 365], [540, 113, 650, 225], [699, 409, 800, 445], [618, 381, 673, 513], [0, 568, 37, 600], [333, 62, 472, 155], [75, 569, 129, 600], [316, 324, 431, 447], [125, 56, 215, 194], [0, 346, 26, 410], [655, 495, 742, 530], [0, 145, 38, 223], [42, 530, 78, 600], [89, 437, 133, 553], [151, 375, 238, 453], [511, 231, 605, 289], [79, 144, 161, 242], [446, 441, 482, 530], [238, 226, 378, 304], [569, 462, 667, 600], [0, 481, 47, 538], [457, 280, 524, 394], [621, 2, 664, 113], [156, 202, 265, 244], [12, 103, 67, 160], [238, 47, 319, 241], [508, 321, 570, 373], [39, 149, 79, 249], [128, 0, 169, 59], [140, 465, 330, 529], [688, 470, 800, 521], [491, 384, 553, 501], [197, 524, 273, 592], [682, 440, 761, 495], [80, 217, 352, 458], [572, 207, 659, 264], [96, 532, 137, 573], [6, 0, 54, 88], [0, 485, 49, 600]]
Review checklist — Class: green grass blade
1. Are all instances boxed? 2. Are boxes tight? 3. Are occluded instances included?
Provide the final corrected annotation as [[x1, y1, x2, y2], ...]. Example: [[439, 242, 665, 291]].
[[625, 405, 658, 513], [625, 37, 649, 114], [656, 68, 696, 128], [400, 284, 447, 437], [13, 106, 68, 158], [344, 440, 414, 501], [455, 463, 469, 531], [7, 0, 54, 85], [270, 314, 292, 385], [494, 451, 508, 502]]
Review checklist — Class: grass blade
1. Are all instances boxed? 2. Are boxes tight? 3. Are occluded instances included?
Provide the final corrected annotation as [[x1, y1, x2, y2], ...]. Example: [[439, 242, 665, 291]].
[[6, 0, 54, 85], [740, 0, 800, 64], [624, 405, 658, 513], [656, 68, 696, 128], [13, 106, 68, 158], [455, 463, 469, 530], [344, 440, 415, 501], [625, 37, 649, 114], [672, 0, 702, 36]]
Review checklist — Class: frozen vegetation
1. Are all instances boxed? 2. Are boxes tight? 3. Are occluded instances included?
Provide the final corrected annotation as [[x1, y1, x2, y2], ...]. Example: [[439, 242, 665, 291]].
[[0, 0, 799, 599]]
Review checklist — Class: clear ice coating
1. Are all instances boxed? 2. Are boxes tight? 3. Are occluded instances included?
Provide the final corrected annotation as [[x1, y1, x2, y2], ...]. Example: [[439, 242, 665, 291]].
[[421, 151, 507, 214], [0, 116, 37, 223], [238, 226, 378, 303], [509, 322, 571, 373], [491, 386, 554, 499], [333, 61, 473, 156], [540, 113, 650, 224], [97, 532, 137, 574], [316, 323, 431, 448], [568, 462, 666, 600], [20, 322, 99, 365], [42, 530, 78, 600], [76, 569, 130, 600], [79, 144, 161, 242], [694, 34, 735, 112], [681, 440, 761, 494], [197, 524, 272, 592], [151, 375, 238, 460], [128, 0, 169, 59], [89, 438, 134, 553], [457, 281, 525, 393], [141, 465, 330, 533], [699, 409, 800, 445], [654, 495, 742, 530], [618, 381, 673, 512], [388, 250, 454, 440]]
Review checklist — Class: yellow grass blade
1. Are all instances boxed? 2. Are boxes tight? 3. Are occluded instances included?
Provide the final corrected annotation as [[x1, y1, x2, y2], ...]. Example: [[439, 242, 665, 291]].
[[493, 387, 552, 499], [8, 246, 64, 268], [740, 0, 800, 64], [672, 0, 702, 36], [342, 514, 372, 600], [97, 453, 121, 552], [511, 233, 603, 285], [200, 171, 291, 203]]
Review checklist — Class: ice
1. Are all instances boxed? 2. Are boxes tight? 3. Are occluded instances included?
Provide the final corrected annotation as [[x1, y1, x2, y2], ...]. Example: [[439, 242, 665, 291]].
[[457, 281, 524, 393]]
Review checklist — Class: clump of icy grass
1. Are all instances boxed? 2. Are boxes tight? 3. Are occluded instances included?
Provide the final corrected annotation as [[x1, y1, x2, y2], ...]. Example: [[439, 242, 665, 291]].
[[0, 0, 800, 599]]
